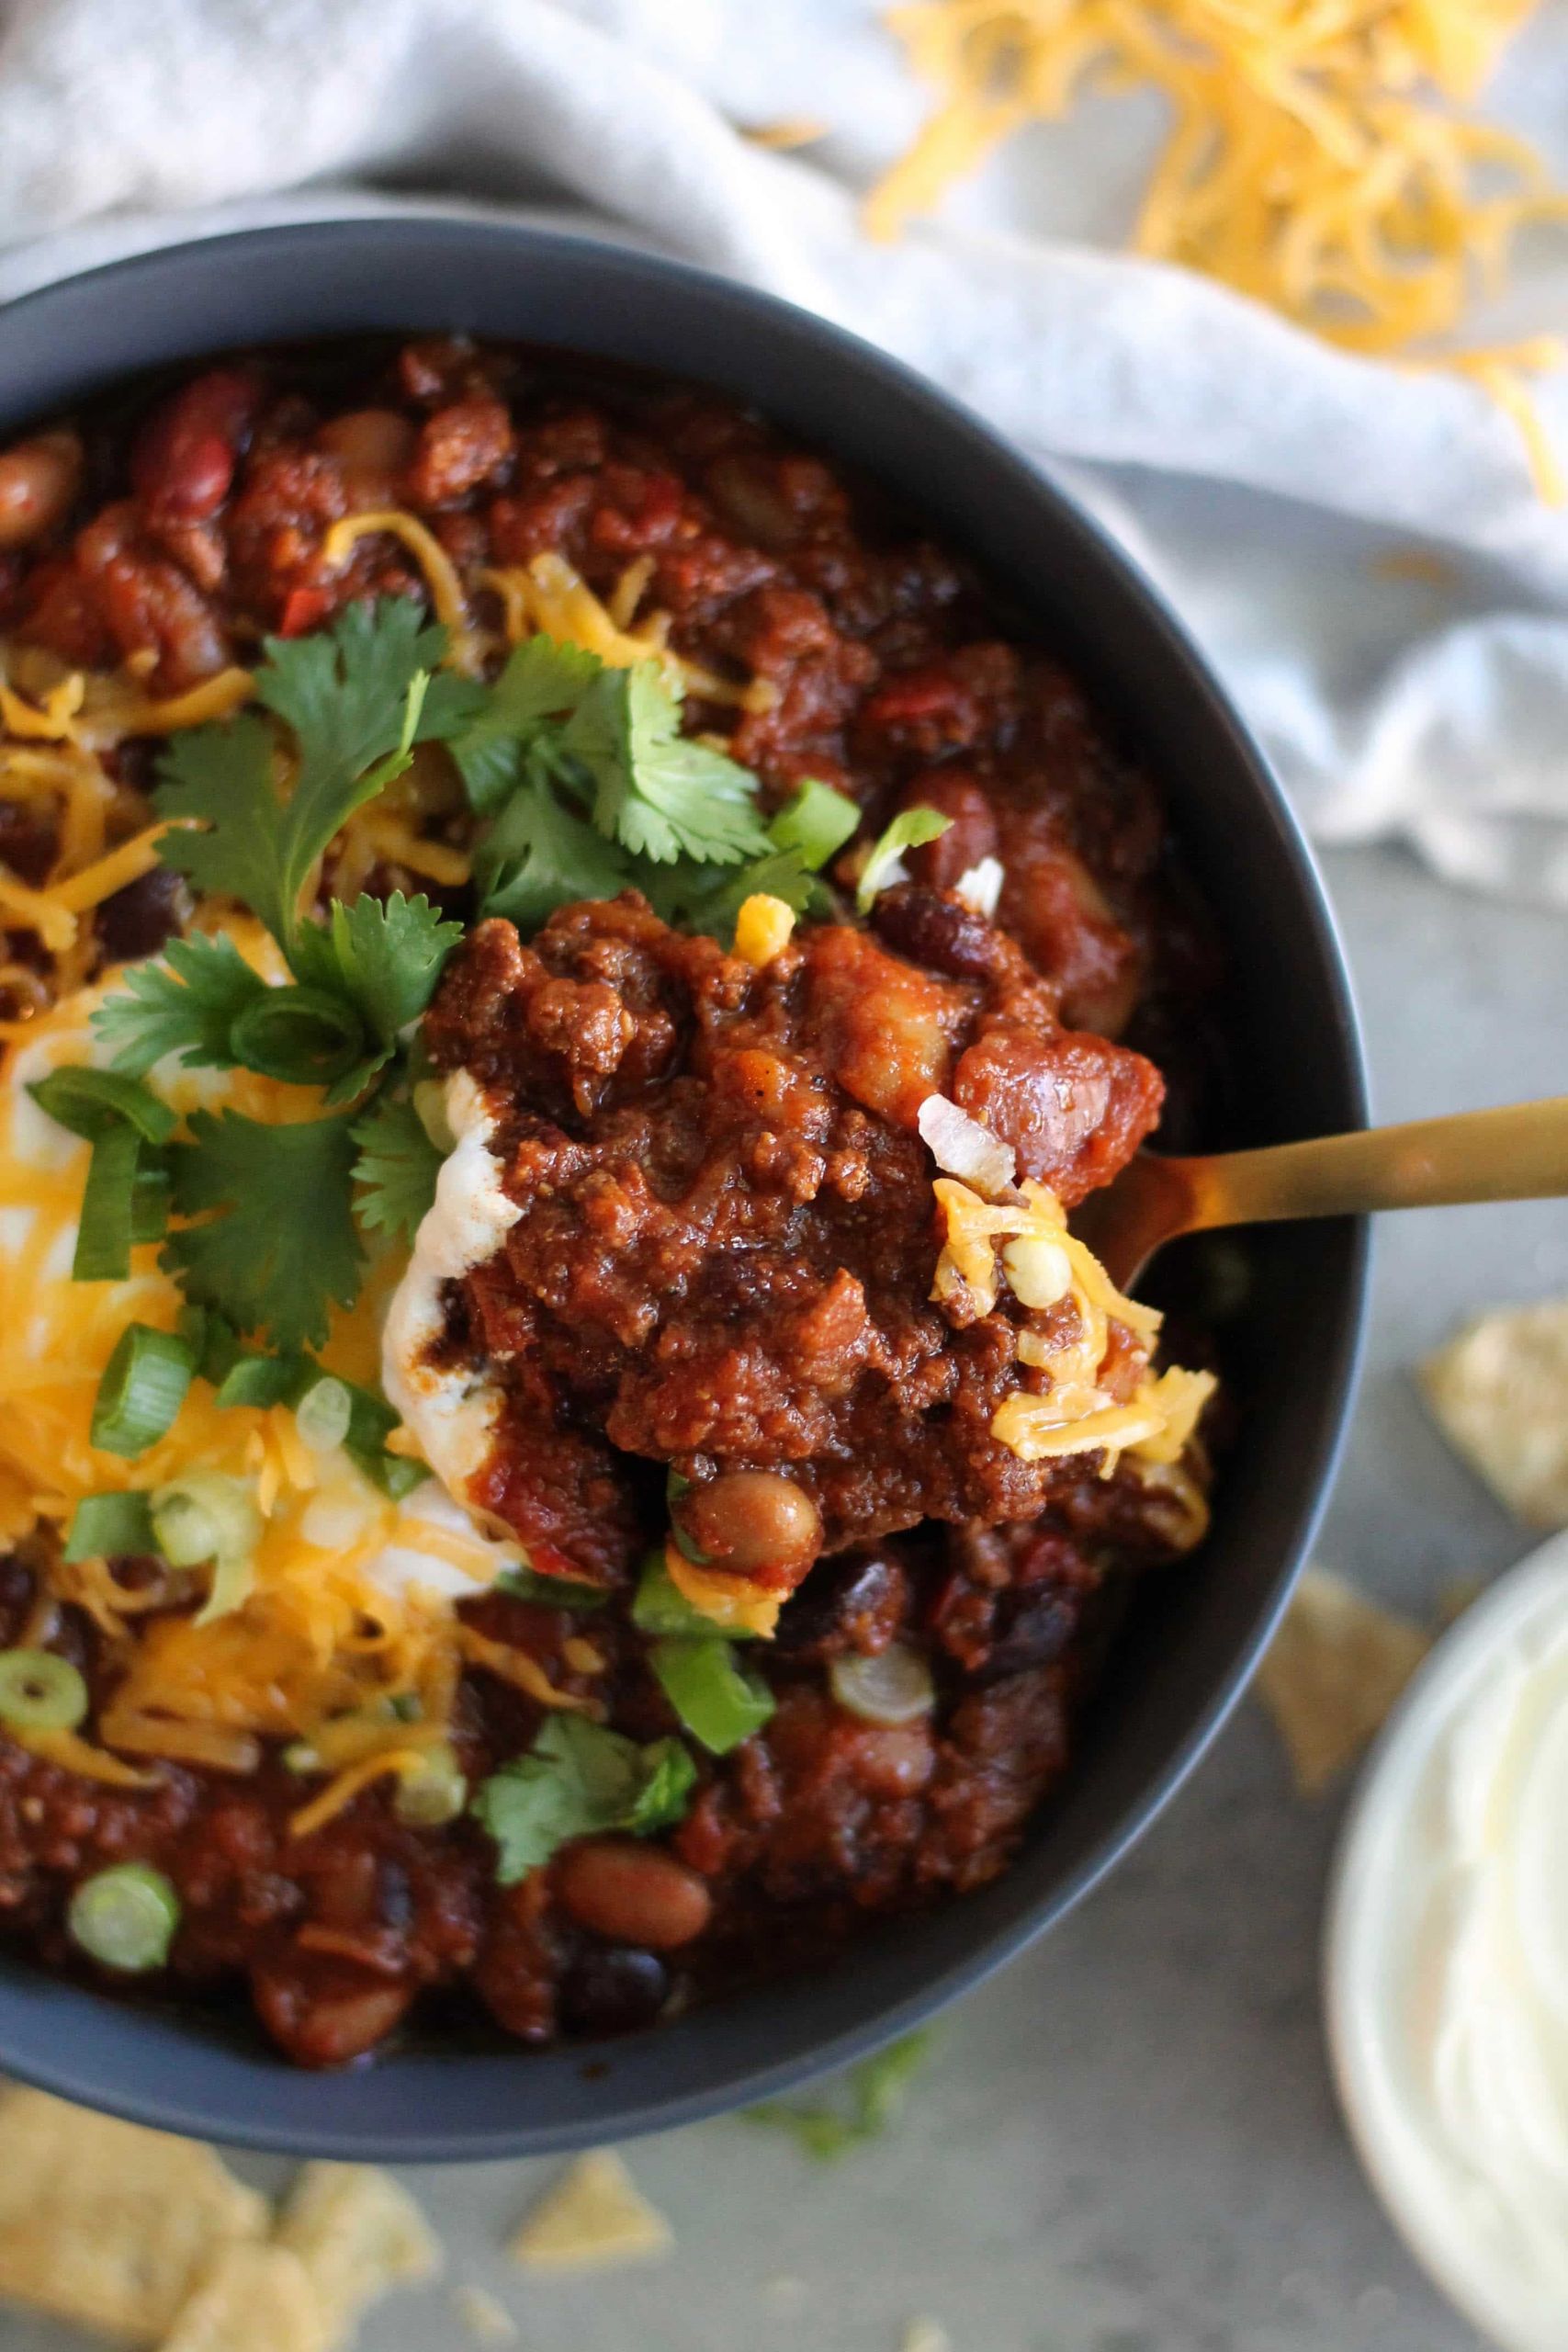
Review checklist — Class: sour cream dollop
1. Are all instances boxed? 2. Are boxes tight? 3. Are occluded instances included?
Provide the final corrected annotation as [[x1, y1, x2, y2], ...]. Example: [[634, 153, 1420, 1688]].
[[1327, 1533, 1568, 2352]]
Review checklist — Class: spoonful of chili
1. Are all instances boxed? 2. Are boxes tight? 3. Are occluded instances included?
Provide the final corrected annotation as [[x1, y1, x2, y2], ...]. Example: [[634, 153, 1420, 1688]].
[[1074, 1096, 1568, 1290]]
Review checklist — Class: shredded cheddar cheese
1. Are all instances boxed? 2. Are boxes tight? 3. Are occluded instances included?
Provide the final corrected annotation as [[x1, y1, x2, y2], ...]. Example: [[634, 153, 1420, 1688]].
[[321, 510, 485, 672], [870, 0, 1568, 498], [930, 1170, 1213, 1475], [481, 552, 779, 716]]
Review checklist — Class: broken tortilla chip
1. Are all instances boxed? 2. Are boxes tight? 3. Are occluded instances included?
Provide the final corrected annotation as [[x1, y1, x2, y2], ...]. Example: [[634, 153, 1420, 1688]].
[[156, 2245, 326, 2352], [1421, 1302, 1568, 1527], [0, 2087, 268, 2344], [1254, 1567, 1430, 1795], [275, 2163, 440, 2346], [510, 2150, 671, 2273]]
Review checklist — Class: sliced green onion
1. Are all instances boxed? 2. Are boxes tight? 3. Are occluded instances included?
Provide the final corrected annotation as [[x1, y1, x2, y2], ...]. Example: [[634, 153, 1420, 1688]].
[[150, 1471, 262, 1571], [178, 1304, 243, 1387], [387, 1692, 423, 1724], [650, 1636, 773, 1755], [73, 1123, 143, 1282], [90, 1323, 197, 1456], [348, 1445, 427, 1502], [498, 1565, 610, 1611], [854, 806, 953, 915], [633, 1550, 724, 1638], [28, 1065, 176, 1145], [67, 1864, 180, 1973], [129, 1159, 172, 1246], [393, 1743, 468, 1827], [0, 1649, 89, 1731], [829, 1645, 936, 1727], [295, 1374, 353, 1453], [195, 1550, 254, 1626], [215, 1349, 306, 1410], [769, 776, 861, 869], [227, 986, 367, 1087], [412, 1078, 456, 1153], [62, 1491, 158, 1563]]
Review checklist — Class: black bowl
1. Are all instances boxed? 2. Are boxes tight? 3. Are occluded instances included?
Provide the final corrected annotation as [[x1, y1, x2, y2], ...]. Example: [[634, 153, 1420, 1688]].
[[0, 218, 1367, 2157]]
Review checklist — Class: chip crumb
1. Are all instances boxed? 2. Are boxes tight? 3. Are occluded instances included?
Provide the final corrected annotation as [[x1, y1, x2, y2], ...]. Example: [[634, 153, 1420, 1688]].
[[452, 2283, 519, 2341], [902, 2321, 952, 2352], [0, 2086, 269, 2343], [276, 2161, 441, 2344], [156, 2243, 326, 2352], [510, 2150, 672, 2273], [1421, 1304, 1568, 1527], [1254, 1567, 1430, 1794]]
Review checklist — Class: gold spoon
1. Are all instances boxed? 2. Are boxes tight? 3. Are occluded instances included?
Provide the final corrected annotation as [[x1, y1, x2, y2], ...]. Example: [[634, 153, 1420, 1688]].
[[1075, 1097, 1568, 1290]]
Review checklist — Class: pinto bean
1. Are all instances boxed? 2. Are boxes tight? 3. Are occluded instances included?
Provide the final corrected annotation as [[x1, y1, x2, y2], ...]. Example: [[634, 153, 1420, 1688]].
[[679, 1471, 822, 1586], [318, 408, 418, 504], [0, 432, 82, 549], [557, 1840, 713, 1949], [846, 1721, 936, 1797]]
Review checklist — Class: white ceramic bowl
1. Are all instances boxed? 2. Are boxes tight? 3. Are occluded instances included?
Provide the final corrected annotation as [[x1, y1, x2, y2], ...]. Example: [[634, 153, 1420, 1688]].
[[1325, 1532, 1568, 2352]]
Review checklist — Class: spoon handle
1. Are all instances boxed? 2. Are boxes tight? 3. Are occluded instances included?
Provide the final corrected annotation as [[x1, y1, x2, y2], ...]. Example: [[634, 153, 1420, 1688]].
[[1179, 1096, 1568, 1231]]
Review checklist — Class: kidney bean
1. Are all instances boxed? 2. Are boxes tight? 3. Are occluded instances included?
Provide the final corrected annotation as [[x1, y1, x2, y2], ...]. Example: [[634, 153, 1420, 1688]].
[[0, 432, 82, 549], [679, 1471, 822, 1589], [557, 1840, 712, 1950], [318, 408, 418, 505], [558, 1946, 670, 2036], [773, 1549, 909, 1662], [251, 1946, 413, 2066], [131, 368, 255, 526]]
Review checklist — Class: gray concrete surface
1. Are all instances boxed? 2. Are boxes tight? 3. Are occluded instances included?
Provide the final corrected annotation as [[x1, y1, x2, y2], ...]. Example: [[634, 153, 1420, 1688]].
[[7, 841, 1563, 2352]]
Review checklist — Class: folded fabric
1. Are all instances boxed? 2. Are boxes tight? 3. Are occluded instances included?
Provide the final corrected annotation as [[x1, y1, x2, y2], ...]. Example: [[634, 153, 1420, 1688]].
[[0, 0, 1564, 894]]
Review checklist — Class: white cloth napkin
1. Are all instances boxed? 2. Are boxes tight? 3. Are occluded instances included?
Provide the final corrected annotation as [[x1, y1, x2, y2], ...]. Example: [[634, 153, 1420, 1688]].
[[1, 0, 1566, 897]]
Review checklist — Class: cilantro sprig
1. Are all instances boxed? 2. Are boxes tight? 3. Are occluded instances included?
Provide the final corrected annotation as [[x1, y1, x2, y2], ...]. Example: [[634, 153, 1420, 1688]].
[[59, 600, 862, 1356], [471, 1715, 697, 1883]]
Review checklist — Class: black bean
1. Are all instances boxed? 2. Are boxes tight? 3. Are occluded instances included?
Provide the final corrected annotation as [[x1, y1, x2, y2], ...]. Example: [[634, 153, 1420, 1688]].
[[96, 865, 188, 965], [558, 1946, 670, 2037]]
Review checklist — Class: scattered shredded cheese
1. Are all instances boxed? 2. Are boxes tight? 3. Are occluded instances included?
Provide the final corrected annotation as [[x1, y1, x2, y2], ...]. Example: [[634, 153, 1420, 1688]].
[[482, 552, 778, 715], [733, 891, 796, 965], [870, 0, 1568, 499], [321, 510, 486, 673]]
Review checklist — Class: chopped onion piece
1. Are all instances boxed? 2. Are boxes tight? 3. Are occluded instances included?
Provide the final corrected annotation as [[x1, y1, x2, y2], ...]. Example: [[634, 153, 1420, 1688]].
[[830, 1645, 936, 1727], [953, 856, 1004, 916], [917, 1094, 1016, 1199]]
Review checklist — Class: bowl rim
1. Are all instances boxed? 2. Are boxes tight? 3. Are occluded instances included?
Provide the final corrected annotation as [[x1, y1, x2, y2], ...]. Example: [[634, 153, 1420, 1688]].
[[0, 214, 1369, 2156]]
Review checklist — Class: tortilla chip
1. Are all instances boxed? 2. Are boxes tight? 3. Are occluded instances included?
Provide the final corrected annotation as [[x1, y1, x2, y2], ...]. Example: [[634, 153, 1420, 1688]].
[[0, 2087, 268, 2343], [1254, 1567, 1430, 1795], [157, 2245, 326, 2352], [276, 2164, 440, 2346], [452, 2283, 519, 2341], [1421, 1302, 1568, 1526], [510, 2151, 671, 2273]]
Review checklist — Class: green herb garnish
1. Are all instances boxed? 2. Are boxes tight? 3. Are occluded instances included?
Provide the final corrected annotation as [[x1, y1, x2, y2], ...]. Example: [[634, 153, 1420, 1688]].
[[855, 805, 953, 914], [471, 1716, 698, 1884], [746, 2030, 936, 2159]]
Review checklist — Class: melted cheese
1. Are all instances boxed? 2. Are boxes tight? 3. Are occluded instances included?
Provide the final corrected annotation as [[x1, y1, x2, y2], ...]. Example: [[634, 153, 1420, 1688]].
[[870, 0, 1567, 499]]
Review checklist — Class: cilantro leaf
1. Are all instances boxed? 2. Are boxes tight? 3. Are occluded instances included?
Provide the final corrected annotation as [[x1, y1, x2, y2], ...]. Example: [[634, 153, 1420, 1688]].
[[350, 1091, 443, 1246], [478, 762, 634, 929], [643, 845, 823, 942], [156, 601, 446, 950], [450, 636, 603, 816], [855, 806, 953, 915], [293, 890, 464, 1083], [91, 933, 272, 1079], [746, 2030, 936, 2160], [471, 1716, 697, 1884], [769, 776, 861, 869], [166, 1108, 362, 1351], [562, 662, 771, 866]]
